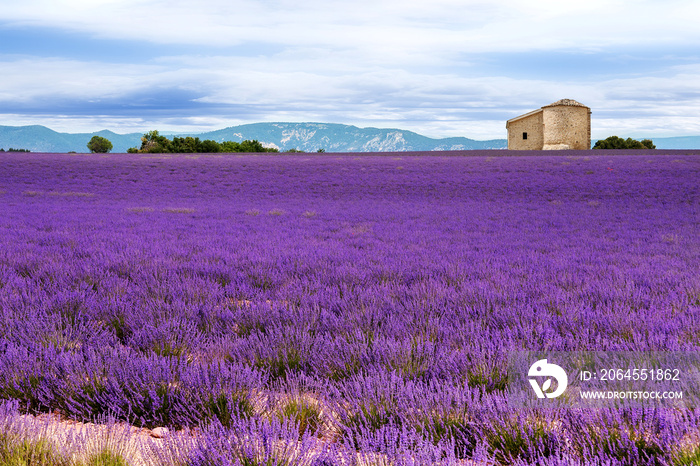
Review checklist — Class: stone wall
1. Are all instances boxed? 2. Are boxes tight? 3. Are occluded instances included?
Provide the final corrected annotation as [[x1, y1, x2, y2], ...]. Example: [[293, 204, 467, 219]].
[[506, 100, 591, 150], [542, 105, 591, 150], [506, 110, 544, 150]]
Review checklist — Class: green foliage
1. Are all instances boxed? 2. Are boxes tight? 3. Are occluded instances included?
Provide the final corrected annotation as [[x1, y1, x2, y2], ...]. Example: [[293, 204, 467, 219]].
[[85, 450, 129, 466], [466, 364, 509, 393], [238, 139, 267, 153], [593, 136, 655, 149], [593, 136, 626, 149], [420, 414, 477, 459], [675, 446, 700, 465], [276, 399, 321, 437], [170, 136, 201, 153], [255, 348, 304, 380], [592, 429, 664, 465], [218, 140, 239, 152], [139, 130, 171, 153], [123, 382, 177, 429], [0, 373, 45, 413], [87, 136, 113, 153], [127, 131, 279, 154], [0, 434, 128, 466], [639, 139, 656, 149], [0, 436, 70, 466], [0, 148, 31, 152], [345, 401, 403, 435], [199, 139, 222, 153], [203, 392, 255, 427], [108, 314, 131, 343], [485, 420, 557, 465], [233, 453, 289, 466], [571, 411, 667, 465]]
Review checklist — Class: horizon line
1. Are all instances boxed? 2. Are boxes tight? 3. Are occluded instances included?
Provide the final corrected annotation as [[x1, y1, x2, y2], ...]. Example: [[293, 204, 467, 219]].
[[2, 122, 698, 142]]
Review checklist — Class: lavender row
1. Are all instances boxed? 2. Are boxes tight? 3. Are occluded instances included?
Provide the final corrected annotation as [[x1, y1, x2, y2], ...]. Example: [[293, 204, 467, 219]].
[[0, 152, 699, 464]]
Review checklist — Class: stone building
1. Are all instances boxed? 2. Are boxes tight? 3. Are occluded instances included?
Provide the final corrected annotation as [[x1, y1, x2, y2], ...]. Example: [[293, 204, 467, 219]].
[[506, 99, 591, 150]]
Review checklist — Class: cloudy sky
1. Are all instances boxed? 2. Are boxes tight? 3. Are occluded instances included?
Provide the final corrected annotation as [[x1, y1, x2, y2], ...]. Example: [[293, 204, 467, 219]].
[[1, 0, 699, 139]]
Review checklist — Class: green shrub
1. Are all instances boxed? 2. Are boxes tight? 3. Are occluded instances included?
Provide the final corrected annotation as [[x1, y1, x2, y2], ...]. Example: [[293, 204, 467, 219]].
[[675, 446, 700, 465], [203, 392, 255, 427], [0, 436, 70, 466], [593, 136, 655, 149], [276, 399, 321, 438], [87, 136, 113, 154], [485, 419, 559, 465], [85, 449, 129, 466]]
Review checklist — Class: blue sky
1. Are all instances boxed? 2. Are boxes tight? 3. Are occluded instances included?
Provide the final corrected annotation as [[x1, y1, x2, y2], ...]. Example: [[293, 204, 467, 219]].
[[1, 0, 699, 140]]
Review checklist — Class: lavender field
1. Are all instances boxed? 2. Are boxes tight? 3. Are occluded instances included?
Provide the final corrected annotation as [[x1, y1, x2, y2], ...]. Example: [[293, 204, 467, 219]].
[[0, 151, 699, 465]]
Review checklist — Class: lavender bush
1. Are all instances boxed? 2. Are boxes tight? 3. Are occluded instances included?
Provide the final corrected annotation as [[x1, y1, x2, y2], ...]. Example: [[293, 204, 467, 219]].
[[0, 151, 698, 464]]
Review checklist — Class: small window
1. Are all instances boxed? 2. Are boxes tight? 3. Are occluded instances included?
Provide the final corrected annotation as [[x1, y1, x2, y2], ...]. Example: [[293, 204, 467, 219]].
[[523, 132, 528, 140]]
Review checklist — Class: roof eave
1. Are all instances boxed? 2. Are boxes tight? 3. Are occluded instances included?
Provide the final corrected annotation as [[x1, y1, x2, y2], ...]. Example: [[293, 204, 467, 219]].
[[506, 108, 543, 126]]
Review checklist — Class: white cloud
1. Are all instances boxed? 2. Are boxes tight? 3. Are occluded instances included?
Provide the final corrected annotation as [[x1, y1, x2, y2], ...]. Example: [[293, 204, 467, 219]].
[[0, 58, 163, 101], [2, 50, 699, 138], [1, 0, 699, 137], [3, 0, 699, 55]]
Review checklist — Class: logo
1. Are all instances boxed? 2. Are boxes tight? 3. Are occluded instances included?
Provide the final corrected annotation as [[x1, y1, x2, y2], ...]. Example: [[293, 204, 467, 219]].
[[528, 359, 568, 398]]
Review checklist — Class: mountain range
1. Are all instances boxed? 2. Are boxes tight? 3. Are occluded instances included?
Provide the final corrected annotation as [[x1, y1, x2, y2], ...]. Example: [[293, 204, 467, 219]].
[[1, 123, 698, 153], [0, 123, 503, 153]]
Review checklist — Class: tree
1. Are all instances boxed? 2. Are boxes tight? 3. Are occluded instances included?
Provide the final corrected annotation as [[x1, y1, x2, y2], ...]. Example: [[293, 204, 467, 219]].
[[199, 139, 222, 153], [239, 139, 266, 153], [593, 136, 655, 150], [87, 136, 113, 153], [220, 141, 241, 152], [1, 148, 31, 152], [139, 130, 171, 153], [170, 136, 201, 153], [126, 131, 281, 153], [640, 139, 656, 149]]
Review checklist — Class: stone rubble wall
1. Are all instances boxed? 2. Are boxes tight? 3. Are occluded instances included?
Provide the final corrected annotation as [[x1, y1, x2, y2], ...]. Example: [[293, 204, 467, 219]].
[[542, 105, 591, 150], [506, 110, 544, 150], [506, 102, 591, 150]]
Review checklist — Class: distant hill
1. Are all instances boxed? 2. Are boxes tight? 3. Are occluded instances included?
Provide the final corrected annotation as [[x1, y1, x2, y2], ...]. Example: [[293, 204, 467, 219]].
[[648, 136, 700, 150], [0, 123, 506, 153], [195, 122, 507, 152], [2, 123, 698, 153], [0, 125, 143, 154]]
